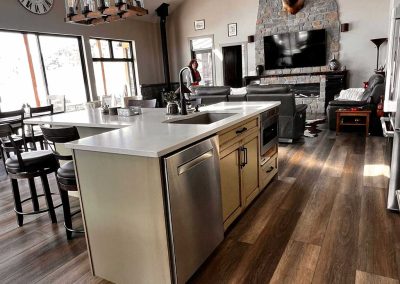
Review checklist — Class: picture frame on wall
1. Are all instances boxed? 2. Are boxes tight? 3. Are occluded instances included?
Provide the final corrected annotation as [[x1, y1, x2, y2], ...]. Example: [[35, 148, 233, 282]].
[[228, 23, 237, 37], [194, 20, 205, 31]]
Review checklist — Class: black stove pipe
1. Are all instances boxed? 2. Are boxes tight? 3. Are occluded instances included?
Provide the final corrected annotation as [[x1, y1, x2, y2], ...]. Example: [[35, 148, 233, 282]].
[[156, 3, 171, 91]]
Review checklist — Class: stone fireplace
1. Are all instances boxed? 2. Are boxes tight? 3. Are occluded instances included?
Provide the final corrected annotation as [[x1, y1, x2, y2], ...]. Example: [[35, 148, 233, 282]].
[[255, 0, 340, 113]]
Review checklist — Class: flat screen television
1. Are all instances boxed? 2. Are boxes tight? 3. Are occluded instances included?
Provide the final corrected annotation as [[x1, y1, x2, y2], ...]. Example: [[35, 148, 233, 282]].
[[264, 29, 327, 70]]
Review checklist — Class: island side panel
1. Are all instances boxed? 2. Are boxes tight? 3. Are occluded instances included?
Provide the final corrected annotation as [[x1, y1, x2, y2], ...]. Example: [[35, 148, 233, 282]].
[[73, 149, 172, 284]]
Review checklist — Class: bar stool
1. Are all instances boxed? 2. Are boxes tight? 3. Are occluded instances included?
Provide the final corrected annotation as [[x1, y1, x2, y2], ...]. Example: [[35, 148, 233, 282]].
[[0, 109, 27, 166], [41, 126, 84, 240], [0, 123, 60, 227], [24, 105, 54, 150]]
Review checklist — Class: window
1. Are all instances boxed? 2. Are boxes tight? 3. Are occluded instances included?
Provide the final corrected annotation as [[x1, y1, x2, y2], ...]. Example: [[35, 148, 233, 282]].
[[39, 35, 88, 110], [0, 30, 89, 112], [0, 32, 40, 112], [190, 37, 214, 86], [90, 38, 137, 101]]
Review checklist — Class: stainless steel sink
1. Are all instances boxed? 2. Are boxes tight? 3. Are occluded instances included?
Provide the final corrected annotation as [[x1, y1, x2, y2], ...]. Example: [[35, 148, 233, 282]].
[[167, 113, 235, 125]]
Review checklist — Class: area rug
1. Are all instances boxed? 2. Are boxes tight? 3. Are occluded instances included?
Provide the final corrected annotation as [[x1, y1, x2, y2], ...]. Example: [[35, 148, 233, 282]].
[[304, 118, 326, 138]]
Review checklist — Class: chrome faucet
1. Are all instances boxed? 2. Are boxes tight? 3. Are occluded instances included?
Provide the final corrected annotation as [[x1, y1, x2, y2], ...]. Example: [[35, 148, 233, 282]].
[[179, 67, 192, 115]]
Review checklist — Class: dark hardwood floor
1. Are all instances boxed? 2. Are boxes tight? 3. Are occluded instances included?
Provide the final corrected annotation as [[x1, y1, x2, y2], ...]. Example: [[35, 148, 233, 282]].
[[0, 126, 398, 284]]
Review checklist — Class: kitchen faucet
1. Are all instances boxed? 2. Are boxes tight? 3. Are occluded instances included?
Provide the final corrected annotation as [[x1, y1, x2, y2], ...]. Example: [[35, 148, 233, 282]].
[[178, 67, 192, 115]]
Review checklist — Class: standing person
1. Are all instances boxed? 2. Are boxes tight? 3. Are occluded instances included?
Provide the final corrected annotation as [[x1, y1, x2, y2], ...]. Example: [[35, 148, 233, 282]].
[[186, 59, 202, 88]]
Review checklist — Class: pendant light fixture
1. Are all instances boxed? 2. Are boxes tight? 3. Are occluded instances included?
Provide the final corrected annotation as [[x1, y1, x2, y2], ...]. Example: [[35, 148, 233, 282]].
[[64, 0, 147, 26]]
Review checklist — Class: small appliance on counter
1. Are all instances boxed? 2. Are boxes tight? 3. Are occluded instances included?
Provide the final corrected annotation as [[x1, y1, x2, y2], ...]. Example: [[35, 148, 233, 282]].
[[166, 102, 179, 115], [117, 107, 142, 117], [108, 107, 121, 116], [102, 104, 109, 114]]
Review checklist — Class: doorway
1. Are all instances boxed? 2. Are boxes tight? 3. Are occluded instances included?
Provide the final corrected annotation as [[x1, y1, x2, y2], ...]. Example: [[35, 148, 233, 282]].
[[223, 45, 243, 87], [190, 36, 215, 86]]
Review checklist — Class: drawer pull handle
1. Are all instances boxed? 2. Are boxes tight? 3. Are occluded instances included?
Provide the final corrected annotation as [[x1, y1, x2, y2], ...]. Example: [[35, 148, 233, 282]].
[[236, 127, 248, 135], [240, 147, 248, 168], [266, 166, 274, 173]]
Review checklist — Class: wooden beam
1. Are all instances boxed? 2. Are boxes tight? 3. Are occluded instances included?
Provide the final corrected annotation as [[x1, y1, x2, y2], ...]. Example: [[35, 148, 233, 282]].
[[23, 34, 41, 107], [96, 40, 108, 97], [123, 48, 132, 96]]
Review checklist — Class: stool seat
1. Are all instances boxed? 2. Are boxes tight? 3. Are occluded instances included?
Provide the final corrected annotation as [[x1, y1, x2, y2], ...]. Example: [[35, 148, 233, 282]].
[[6, 150, 56, 173], [57, 161, 76, 186]]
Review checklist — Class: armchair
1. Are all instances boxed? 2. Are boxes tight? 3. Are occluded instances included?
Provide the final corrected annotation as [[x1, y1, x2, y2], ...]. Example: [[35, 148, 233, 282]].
[[327, 74, 385, 135], [246, 85, 307, 143]]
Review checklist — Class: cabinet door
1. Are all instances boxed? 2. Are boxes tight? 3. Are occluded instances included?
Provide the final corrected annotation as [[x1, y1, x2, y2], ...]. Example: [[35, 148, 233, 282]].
[[220, 146, 242, 223], [241, 135, 259, 206]]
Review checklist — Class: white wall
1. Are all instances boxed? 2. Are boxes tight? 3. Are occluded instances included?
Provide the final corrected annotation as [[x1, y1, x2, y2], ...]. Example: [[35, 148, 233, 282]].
[[0, 0, 164, 99], [168, 0, 391, 87], [167, 0, 258, 85], [338, 0, 391, 87]]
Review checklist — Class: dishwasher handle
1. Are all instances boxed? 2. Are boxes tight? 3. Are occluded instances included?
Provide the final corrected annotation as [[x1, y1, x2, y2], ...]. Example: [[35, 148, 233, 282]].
[[177, 149, 214, 175], [381, 117, 395, 138]]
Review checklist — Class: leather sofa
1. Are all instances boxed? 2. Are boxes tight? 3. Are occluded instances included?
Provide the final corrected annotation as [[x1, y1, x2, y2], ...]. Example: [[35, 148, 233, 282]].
[[193, 86, 230, 105], [246, 85, 307, 143], [327, 74, 385, 136], [193, 85, 291, 103]]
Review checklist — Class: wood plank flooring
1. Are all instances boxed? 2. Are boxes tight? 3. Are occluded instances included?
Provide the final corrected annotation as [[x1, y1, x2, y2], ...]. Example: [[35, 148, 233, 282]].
[[0, 125, 398, 283]]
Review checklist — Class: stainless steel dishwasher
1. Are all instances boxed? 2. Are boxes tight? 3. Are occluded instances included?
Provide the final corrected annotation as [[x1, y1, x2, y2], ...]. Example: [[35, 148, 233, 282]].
[[163, 136, 224, 283]]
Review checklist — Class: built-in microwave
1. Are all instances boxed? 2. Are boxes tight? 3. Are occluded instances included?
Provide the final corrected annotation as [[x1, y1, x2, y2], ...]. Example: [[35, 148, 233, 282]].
[[260, 109, 279, 157], [385, 5, 400, 113]]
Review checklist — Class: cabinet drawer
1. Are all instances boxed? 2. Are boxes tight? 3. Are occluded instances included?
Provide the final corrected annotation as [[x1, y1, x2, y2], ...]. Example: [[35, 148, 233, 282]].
[[259, 154, 278, 190], [219, 118, 258, 149]]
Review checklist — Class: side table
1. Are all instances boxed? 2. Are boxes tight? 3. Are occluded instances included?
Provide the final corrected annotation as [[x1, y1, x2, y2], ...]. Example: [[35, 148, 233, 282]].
[[336, 109, 371, 137]]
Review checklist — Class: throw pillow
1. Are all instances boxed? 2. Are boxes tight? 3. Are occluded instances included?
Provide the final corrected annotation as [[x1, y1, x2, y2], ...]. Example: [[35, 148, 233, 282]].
[[337, 88, 365, 101], [231, 87, 247, 96]]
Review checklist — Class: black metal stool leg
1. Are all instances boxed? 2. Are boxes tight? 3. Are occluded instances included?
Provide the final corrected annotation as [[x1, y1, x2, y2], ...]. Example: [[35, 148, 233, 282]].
[[28, 178, 40, 212], [41, 174, 57, 224], [39, 140, 44, 150], [59, 187, 73, 240], [10, 179, 23, 227]]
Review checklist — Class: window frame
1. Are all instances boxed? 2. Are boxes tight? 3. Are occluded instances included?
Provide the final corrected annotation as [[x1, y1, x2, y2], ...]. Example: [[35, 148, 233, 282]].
[[0, 29, 91, 105], [90, 37, 138, 96], [188, 35, 216, 86]]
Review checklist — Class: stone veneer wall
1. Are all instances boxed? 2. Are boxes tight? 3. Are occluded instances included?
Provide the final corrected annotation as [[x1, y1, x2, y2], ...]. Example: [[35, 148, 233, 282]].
[[256, 0, 340, 113]]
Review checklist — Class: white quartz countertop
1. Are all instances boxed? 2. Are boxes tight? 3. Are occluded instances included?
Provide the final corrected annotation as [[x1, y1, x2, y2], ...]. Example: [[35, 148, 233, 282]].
[[25, 109, 139, 129], [25, 102, 280, 158]]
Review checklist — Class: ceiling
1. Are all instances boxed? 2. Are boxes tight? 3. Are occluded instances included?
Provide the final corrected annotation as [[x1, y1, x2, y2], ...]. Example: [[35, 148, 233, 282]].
[[138, 0, 186, 22]]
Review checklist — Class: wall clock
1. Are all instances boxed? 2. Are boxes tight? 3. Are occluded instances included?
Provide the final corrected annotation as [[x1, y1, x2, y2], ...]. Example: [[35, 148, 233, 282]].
[[18, 0, 54, 15]]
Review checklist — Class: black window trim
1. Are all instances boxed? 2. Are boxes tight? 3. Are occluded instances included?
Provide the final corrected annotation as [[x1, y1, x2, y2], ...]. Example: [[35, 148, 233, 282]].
[[89, 37, 138, 95]]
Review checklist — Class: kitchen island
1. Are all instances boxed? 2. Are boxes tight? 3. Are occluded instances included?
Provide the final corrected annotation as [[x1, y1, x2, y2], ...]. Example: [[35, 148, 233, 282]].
[[25, 102, 280, 283]]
